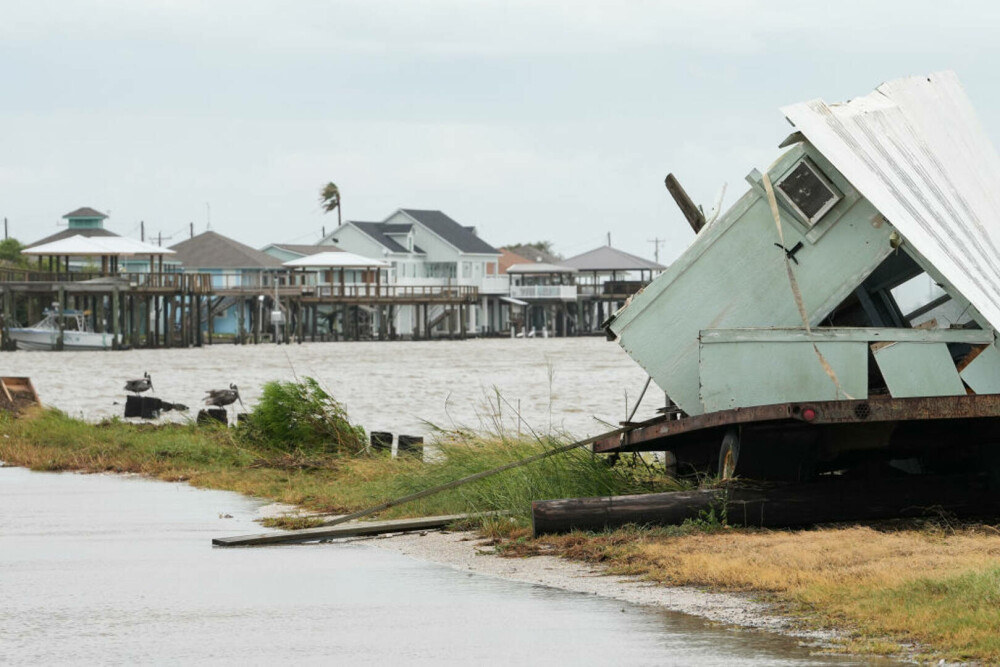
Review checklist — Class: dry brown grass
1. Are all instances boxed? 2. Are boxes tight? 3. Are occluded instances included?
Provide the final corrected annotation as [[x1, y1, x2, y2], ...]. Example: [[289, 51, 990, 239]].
[[520, 523, 1000, 661]]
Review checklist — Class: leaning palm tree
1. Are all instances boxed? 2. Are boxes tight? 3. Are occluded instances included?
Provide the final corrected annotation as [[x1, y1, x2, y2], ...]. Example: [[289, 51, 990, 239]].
[[319, 182, 342, 226]]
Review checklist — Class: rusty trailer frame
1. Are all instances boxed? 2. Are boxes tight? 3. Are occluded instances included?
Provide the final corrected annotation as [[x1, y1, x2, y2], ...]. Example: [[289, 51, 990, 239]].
[[592, 394, 1000, 480]]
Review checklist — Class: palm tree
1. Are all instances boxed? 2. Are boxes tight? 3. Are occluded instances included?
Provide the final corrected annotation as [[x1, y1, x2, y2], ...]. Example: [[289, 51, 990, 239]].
[[319, 182, 341, 226]]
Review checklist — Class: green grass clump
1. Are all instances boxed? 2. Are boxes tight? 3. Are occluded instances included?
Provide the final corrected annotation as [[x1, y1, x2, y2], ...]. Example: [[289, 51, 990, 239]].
[[374, 433, 677, 521], [238, 377, 367, 455]]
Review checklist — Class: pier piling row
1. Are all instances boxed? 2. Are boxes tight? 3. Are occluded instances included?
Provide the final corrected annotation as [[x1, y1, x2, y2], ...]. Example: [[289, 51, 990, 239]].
[[0, 269, 484, 349]]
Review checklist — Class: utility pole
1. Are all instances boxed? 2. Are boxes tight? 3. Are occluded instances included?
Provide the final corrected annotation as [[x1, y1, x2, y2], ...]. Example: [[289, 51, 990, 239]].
[[140, 220, 145, 242], [3, 217, 7, 240], [190, 222, 194, 239], [647, 237, 665, 264], [607, 232, 611, 247], [158, 232, 162, 247]]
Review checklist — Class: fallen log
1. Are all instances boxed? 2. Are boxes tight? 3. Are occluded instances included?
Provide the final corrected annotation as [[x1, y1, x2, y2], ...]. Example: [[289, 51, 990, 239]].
[[212, 513, 472, 547], [531, 473, 1000, 536]]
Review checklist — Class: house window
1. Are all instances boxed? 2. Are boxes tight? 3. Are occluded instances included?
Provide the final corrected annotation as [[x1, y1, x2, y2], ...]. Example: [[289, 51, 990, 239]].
[[776, 158, 842, 226]]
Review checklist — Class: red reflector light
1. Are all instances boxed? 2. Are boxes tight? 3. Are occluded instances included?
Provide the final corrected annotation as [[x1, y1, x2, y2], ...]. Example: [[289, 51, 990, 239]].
[[802, 408, 817, 422]]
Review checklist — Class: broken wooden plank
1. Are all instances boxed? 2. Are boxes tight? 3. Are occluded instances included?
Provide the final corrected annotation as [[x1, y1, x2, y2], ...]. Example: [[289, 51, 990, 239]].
[[213, 513, 472, 547]]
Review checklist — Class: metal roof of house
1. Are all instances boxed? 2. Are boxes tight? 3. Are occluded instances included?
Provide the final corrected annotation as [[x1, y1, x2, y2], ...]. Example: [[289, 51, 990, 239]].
[[62, 207, 107, 219], [23, 235, 175, 256], [169, 231, 284, 269], [399, 209, 500, 254], [284, 251, 390, 268], [272, 243, 333, 256], [506, 262, 577, 274], [26, 227, 119, 249], [563, 245, 666, 272], [782, 70, 1000, 331]]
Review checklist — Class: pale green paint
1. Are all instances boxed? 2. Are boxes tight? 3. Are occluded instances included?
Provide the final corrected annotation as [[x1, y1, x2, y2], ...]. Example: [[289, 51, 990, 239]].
[[699, 338, 868, 412], [610, 142, 894, 415], [960, 343, 1000, 394], [67, 217, 103, 229], [873, 342, 967, 398], [701, 327, 994, 345]]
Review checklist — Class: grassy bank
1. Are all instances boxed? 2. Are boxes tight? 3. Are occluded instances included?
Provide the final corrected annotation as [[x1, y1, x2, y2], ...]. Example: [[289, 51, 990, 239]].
[[0, 408, 663, 522], [3, 407, 1000, 662]]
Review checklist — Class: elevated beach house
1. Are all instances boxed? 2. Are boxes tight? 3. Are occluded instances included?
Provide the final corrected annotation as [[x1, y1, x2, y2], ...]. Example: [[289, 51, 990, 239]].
[[319, 209, 506, 336]]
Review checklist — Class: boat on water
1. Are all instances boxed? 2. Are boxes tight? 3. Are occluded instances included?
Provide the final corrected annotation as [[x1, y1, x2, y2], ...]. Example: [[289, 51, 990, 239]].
[[8, 309, 121, 351]]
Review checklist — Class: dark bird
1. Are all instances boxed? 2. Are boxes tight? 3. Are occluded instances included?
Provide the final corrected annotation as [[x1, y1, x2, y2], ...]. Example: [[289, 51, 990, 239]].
[[204, 384, 242, 409], [124, 372, 153, 395]]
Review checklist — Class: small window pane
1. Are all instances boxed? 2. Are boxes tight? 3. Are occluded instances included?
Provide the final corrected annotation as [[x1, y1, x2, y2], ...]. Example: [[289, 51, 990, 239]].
[[777, 161, 838, 223]]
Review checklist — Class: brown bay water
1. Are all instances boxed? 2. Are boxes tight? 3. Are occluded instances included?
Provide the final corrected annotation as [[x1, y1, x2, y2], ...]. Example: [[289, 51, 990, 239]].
[[0, 466, 881, 666], [0, 338, 662, 437]]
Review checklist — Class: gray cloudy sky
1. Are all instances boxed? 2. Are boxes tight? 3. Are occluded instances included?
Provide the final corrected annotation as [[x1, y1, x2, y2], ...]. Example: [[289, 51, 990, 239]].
[[4, 1, 1000, 263]]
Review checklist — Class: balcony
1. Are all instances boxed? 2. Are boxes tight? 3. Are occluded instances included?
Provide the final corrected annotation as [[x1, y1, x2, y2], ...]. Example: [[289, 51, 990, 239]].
[[509, 285, 578, 301]]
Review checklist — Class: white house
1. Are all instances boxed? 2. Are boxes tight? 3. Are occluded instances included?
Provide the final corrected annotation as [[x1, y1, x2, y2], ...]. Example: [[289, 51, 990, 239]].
[[320, 209, 506, 335]]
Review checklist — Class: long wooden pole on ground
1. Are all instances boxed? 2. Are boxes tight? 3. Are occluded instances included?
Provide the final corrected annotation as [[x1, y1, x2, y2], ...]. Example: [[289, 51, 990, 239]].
[[212, 426, 628, 547]]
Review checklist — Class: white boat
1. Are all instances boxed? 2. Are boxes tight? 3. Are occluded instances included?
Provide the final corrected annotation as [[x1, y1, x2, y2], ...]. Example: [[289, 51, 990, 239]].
[[8, 309, 121, 351]]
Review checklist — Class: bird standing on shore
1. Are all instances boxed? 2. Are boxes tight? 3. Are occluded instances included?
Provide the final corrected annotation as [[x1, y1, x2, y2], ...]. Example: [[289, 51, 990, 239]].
[[204, 384, 242, 411], [124, 372, 153, 395]]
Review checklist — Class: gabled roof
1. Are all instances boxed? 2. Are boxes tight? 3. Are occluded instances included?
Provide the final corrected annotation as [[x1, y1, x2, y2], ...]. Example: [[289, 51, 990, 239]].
[[398, 209, 499, 254], [350, 221, 425, 254], [26, 227, 119, 249], [63, 207, 107, 219], [506, 262, 577, 274], [284, 251, 390, 268], [169, 231, 284, 269], [563, 245, 666, 272], [499, 248, 532, 274]]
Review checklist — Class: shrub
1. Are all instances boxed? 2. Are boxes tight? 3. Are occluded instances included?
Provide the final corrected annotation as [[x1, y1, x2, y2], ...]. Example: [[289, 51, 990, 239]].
[[239, 377, 366, 455]]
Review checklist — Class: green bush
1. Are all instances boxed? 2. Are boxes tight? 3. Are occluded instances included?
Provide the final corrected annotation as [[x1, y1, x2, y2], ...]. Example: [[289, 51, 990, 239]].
[[239, 377, 366, 455]]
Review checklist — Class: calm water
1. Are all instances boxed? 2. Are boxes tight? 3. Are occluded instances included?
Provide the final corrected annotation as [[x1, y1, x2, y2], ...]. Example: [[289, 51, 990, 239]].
[[0, 338, 661, 437], [0, 467, 876, 666]]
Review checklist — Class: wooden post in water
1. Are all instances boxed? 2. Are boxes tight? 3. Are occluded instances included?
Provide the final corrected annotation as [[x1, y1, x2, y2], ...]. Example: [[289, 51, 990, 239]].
[[163, 297, 171, 348], [295, 300, 303, 344], [1, 286, 11, 351], [237, 299, 245, 344], [56, 286, 65, 351], [111, 287, 120, 350], [130, 294, 139, 349], [195, 293, 203, 347]]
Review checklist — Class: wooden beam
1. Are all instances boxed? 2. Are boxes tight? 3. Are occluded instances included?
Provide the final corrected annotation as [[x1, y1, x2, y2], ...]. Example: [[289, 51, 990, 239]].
[[213, 513, 473, 547], [664, 173, 706, 233]]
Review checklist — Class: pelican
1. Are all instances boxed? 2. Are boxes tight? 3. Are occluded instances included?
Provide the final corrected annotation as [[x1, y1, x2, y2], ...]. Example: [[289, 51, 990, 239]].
[[124, 372, 153, 395], [204, 384, 242, 410]]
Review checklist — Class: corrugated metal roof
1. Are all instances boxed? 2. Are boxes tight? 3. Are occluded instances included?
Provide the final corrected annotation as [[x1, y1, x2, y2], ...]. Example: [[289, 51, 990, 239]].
[[22, 235, 175, 256], [270, 243, 335, 256], [506, 262, 577, 274], [26, 227, 119, 249], [563, 245, 666, 272], [782, 70, 1000, 331], [399, 209, 500, 254], [169, 231, 284, 269], [284, 251, 390, 268]]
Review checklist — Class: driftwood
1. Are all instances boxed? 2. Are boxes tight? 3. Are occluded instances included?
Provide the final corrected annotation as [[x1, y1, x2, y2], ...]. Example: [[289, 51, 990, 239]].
[[531, 474, 1000, 536]]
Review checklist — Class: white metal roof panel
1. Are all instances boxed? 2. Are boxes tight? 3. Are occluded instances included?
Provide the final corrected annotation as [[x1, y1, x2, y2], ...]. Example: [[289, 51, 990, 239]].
[[283, 251, 390, 268], [781, 70, 1000, 330], [23, 235, 175, 256]]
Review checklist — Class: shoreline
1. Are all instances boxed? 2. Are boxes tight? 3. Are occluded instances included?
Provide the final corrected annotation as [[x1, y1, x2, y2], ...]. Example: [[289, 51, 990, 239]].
[[354, 528, 838, 642]]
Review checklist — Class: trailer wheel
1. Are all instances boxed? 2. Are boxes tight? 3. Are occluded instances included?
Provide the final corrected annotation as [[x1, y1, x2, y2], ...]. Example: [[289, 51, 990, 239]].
[[718, 427, 740, 480]]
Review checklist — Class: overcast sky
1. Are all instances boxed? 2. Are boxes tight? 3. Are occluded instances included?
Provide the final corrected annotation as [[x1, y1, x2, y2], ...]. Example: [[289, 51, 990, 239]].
[[4, 1, 1000, 263]]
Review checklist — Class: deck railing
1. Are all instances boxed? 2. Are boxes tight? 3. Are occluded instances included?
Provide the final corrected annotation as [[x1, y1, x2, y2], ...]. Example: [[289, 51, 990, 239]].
[[0, 269, 214, 293]]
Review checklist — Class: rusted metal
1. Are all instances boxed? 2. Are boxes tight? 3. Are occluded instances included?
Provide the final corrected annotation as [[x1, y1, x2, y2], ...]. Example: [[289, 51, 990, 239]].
[[592, 394, 1000, 454]]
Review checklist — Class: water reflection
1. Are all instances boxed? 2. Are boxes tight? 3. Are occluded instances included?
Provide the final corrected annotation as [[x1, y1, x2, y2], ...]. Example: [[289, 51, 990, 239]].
[[0, 467, 888, 665]]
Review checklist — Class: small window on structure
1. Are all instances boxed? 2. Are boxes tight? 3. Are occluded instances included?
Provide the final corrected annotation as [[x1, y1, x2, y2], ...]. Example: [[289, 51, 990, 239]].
[[776, 158, 842, 226]]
